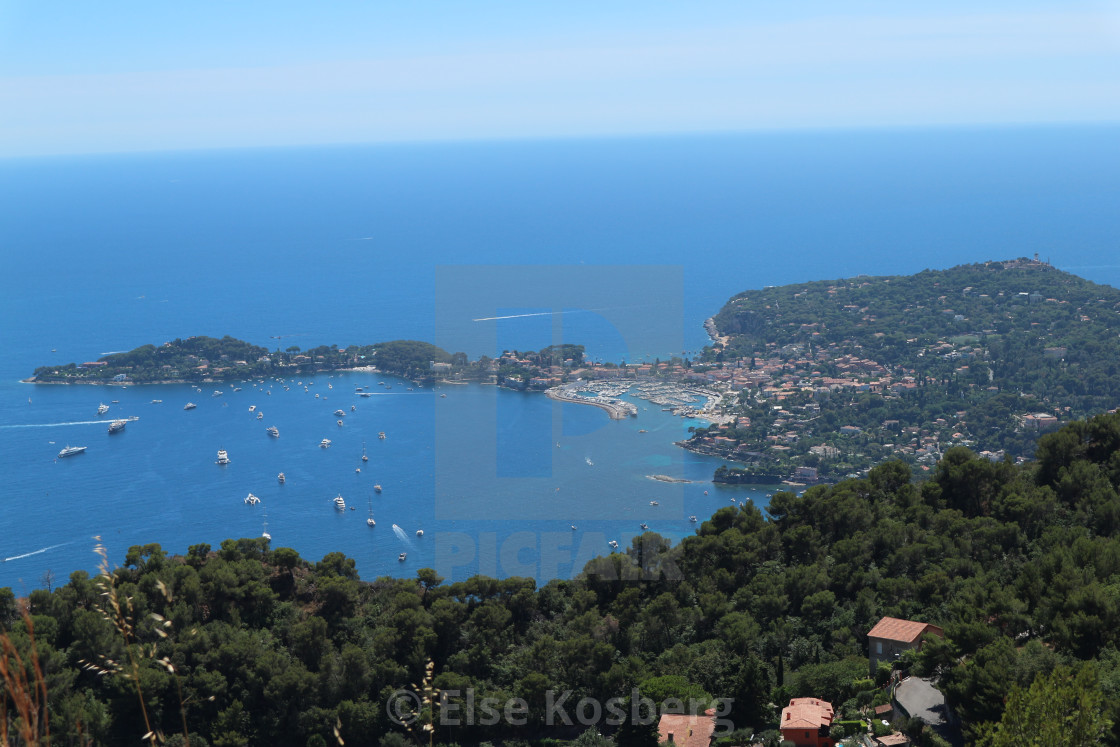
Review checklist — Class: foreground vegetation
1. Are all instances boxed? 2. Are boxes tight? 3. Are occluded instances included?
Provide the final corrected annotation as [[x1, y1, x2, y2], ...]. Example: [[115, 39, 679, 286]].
[[4, 413, 1120, 745]]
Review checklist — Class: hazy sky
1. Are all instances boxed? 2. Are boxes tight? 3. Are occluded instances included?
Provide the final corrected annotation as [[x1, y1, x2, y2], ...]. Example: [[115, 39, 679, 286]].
[[2, 1, 1119, 156]]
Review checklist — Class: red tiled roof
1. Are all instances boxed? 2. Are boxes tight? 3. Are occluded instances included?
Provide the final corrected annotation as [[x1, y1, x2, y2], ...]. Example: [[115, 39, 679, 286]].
[[867, 617, 942, 644], [876, 734, 911, 746], [658, 712, 716, 747], [780, 698, 834, 730]]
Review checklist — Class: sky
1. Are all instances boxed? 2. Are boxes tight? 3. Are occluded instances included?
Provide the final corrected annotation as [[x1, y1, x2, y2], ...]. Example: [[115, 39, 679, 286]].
[[1, 1, 1119, 157]]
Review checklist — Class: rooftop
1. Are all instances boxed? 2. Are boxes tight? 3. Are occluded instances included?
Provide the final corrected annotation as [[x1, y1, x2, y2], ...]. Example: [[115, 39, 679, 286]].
[[658, 711, 716, 747], [780, 698, 834, 730], [868, 616, 943, 644]]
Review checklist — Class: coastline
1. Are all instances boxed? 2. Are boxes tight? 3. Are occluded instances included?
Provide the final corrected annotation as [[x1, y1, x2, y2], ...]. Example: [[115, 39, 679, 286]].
[[545, 386, 637, 419]]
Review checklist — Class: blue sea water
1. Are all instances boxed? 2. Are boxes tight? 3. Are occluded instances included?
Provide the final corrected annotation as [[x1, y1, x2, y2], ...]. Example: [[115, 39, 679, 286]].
[[1, 126, 1119, 590]]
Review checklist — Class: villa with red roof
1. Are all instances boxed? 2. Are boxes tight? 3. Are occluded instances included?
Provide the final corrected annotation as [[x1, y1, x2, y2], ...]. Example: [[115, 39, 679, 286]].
[[779, 698, 835, 747], [657, 710, 716, 747], [867, 616, 944, 672]]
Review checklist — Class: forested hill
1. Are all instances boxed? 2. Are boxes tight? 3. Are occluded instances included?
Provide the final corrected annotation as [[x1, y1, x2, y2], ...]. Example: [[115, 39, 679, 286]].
[[4, 413, 1120, 746], [29, 336, 452, 383], [697, 258, 1120, 472]]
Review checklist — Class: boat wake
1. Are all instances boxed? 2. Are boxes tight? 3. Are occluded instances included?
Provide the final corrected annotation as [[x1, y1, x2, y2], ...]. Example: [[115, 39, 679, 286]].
[[0, 420, 113, 429], [4, 541, 74, 563], [391, 524, 415, 548]]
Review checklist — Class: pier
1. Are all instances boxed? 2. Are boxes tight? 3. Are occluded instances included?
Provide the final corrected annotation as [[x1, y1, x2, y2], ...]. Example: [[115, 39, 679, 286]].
[[545, 386, 637, 419]]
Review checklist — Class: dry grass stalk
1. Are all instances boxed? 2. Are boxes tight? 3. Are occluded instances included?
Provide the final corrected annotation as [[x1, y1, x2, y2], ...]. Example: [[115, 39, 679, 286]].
[[0, 605, 51, 745]]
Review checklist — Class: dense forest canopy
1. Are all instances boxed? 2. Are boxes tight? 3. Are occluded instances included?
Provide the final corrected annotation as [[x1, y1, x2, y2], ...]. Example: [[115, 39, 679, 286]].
[[4, 413, 1120, 746]]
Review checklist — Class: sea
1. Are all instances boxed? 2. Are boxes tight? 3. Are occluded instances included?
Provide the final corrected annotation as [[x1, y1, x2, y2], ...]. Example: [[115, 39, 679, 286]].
[[1, 125, 1119, 591]]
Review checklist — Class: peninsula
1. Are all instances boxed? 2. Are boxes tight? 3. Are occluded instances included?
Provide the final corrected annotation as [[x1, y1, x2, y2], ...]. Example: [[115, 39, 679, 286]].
[[684, 257, 1120, 482]]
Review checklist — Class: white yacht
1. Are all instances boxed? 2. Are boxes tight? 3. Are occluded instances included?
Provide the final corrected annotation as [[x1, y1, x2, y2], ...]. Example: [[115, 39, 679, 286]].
[[267, 426, 279, 438], [278, 472, 286, 484], [249, 405, 256, 412], [333, 494, 346, 510], [337, 419, 344, 427], [689, 515, 698, 522], [374, 483, 382, 493], [334, 409, 345, 417], [416, 529, 424, 537], [108, 420, 126, 434], [398, 552, 407, 562], [378, 431, 386, 440], [58, 445, 87, 458], [184, 402, 197, 410], [97, 403, 109, 415], [216, 449, 230, 465], [244, 493, 260, 505], [649, 500, 659, 506], [257, 412, 263, 420], [608, 540, 619, 549], [320, 439, 331, 448]]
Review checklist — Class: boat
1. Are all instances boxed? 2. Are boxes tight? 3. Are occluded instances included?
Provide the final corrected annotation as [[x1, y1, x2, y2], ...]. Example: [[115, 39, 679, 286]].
[[570, 524, 577, 531], [97, 403, 109, 415], [355, 467, 361, 473], [261, 514, 270, 541], [320, 439, 331, 448], [151, 399, 162, 404], [266, 426, 279, 438], [334, 494, 346, 510], [334, 409, 345, 416], [355, 387, 364, 392], [216, 449, 230, 465], [232, 387, 242, 392], [244, 493, 260, 505], [278, 472, 285, 484], [440, 393, 447, 398], [257, 412, 264, 420], [608, 540, 619, 549], [689, 515, 698, 522], [213, 391, 222, 397], [398, 553, 407, 562], [649, 500, 659, 506], [350, 405, 356, 412], [639, 523, 649, 530], [184, 402, 197, 410], [249, 405, 256, 412], [359, 392, 372, 397], [416, 529, 424, 537], [58, 445, 87, 458], [328, 383, 333, 389], [108, 420, 126, 434], [367, 496, 376, 527], [586, 457, 594, 466], [374, 484, 382, 493], [361, 441, 368, 462], [378, 431, 386, 440], [337, 419, 344, 427]]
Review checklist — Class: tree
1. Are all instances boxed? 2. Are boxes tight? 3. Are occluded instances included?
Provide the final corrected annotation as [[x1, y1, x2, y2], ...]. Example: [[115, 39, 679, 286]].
[[979, 664, 1111, 747]]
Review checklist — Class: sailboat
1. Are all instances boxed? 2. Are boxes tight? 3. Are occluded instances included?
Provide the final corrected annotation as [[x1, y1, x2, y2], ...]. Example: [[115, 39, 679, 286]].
[[361, 441, 369, 462], [262, 512, 271, 541], [367, 494, 376, 527]]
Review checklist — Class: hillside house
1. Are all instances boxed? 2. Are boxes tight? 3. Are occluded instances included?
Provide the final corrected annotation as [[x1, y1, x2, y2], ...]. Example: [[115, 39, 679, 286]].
[[779, 698, 835, 747], [868, 617, 944, 671], [657, 710, 716, 747]]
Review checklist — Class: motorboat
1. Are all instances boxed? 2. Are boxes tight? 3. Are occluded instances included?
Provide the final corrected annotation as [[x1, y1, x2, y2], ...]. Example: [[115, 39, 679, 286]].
[[216, 449, 231, 465], [108, 420, 126, 434], [244, 493, 260, 505], [608, 540, 619, 549], [334, 409, 345, 416], [337, 419, 344, 427], [97, 403, 109, 415], [374, 484, 382, 493], [257, 412, 264, 420], [333, 494, 346, 510], [416, 529, 424, 537], [649, 500, 659, 506], [639, 523, 648, 530], [378, 431, 386, 440], [249, 405, 256, 412], [320, 439, 331, 448], [266, 426, 279, 438], [278, 472, 286, 484], [58, 445, 87, 458], [398, 553, 407, 562], [184, 402, 197, 410], [689, 515, 698, 522]]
